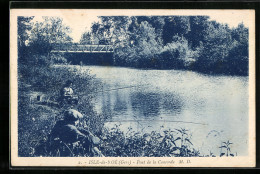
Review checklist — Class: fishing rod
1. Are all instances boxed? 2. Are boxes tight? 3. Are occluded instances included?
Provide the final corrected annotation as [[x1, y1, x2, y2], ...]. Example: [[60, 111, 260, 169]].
[[80, 83, 149, 96], [96, 84, 149, 93], [105, 120, 208, 125], [52, 83, 150, 108]]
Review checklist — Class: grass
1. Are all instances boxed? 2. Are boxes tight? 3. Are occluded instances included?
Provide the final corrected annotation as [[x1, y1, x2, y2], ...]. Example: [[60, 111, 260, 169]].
[[31, 122, 235, 157], [99, 125, 199, 157], [18, 54, 103, 156]]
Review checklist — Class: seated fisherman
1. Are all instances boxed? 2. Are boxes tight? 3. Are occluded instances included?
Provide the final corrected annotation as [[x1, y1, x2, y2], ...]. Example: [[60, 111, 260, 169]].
[[47, 109, 103, 157], [59, 80, 78, 105]]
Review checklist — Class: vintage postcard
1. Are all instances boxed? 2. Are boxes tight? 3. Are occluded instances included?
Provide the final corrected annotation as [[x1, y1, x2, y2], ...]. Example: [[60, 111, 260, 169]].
[[10, 9, 255, 167]]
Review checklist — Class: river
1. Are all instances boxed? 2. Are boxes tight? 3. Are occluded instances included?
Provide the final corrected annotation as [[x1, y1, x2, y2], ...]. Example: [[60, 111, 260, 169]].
[[71, 65, 249, 156]]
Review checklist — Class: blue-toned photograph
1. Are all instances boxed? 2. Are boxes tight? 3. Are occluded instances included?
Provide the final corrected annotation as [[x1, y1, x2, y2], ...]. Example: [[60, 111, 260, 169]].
[[17, 12, 250, 158]]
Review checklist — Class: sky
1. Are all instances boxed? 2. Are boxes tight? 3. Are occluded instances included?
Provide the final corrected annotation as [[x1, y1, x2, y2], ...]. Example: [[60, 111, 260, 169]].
[[28, 9, 253, 43]]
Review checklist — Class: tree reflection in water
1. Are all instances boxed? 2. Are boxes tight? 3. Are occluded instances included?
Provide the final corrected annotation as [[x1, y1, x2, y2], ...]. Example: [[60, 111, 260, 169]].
[[130, 92, 183, 119]]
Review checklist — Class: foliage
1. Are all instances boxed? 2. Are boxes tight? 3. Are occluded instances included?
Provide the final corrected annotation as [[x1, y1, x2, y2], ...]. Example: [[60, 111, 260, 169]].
[[29, 17, 72, 44], [18, 16, 35, 64], [18, 16, 34, 47], [18, 16, 72, 62], [27, 124, 203, 157], [18, 54, 103, 156], [116, 21, 162, 68], [17, 16, 106, 156], [98, 125, 199, 157], [219, 140, 234, 157], [49, 53, 68, 64], [191, 22, 248, 75], [185, 16, 210, 49], [80, 32, 93, 44], [162, 16, 190, 45], [80, 16, 249, 75], [160, 36, 190, 69], [18, 15, 249, 75]]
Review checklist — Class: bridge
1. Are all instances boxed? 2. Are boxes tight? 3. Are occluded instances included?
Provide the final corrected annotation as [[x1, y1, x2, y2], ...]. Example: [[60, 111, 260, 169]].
[[51, 44, 114, 53]]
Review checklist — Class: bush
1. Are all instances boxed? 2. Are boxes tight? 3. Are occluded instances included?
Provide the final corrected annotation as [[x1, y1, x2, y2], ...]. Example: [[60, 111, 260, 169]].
[[159, 36, 190, 69], [99, 125, 199, 157], [50, 53, 68, 64]]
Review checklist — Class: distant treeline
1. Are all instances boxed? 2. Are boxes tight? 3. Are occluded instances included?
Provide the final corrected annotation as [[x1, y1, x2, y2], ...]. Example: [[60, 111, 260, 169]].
[[81, 16, 248, 75], [18, 16, 249, 76]]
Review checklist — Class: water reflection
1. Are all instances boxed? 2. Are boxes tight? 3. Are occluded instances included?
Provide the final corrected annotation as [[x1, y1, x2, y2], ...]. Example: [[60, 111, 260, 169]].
[[88, 65, 248, 156], [101, 90, 113, 119], [130, 91, 183, 119], [160, 93, 183, 115], [113, 91, 128, 113], [131, 92, 161, 118], [97, 89, 183, 121]]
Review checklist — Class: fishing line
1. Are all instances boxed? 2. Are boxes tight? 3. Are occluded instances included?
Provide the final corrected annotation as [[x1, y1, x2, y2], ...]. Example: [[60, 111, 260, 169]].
[[105, 120, 207, 125], [92, 83, 150, 94]]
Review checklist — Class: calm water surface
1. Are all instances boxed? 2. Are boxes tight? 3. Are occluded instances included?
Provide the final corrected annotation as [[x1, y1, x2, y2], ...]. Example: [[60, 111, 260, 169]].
[[74, 65, 249, 156]]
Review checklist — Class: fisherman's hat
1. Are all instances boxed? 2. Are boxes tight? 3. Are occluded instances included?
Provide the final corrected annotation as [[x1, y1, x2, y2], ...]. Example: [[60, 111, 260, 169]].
[[64, 109, 83, 121]]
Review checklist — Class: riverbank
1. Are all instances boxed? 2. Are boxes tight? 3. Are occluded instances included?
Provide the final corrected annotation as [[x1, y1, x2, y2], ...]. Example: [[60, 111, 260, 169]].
[[67, 55, 249, 77], [17, 62, 103, 156], [18, 63, 247, 157]]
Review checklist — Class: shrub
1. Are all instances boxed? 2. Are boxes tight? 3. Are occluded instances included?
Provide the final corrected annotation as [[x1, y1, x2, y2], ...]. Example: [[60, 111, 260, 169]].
[[159, 36, 190, 69], [99, 125, 199, 157], [50, 53, 68, 64]]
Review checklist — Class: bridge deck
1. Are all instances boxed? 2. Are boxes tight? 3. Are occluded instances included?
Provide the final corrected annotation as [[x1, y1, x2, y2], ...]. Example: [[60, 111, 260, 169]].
[[51, 44, 114, 53]]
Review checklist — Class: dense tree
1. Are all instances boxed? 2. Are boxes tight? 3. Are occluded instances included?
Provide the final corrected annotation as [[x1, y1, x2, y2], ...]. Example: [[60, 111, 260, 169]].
[[127, 21, 162, 67], [18, 16, 35, 63], [18, 16, 73, 67], [28, 17, 72, 54], [76, 15, 249, 75], [162, 16, 190, 45], [227, 23, 249, 75], [18, 15, 249, 75], [80, 32, 92, 44], [91, 22, 105, 44], [185, 16, 209, 49], [190, 20, 249, 75], [149, 16, 165, 45], [18, 16, 34, 47], [198, 21, 233, 64]]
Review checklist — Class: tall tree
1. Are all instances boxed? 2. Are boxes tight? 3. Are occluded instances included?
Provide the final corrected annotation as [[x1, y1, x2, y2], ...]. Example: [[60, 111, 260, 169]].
[[227, 23, 249, 75], [18, 16, 34, 47], [162, 16, 190, 45], [17, 16, 34, 61], [80, 32, 92, 44], [29, 17, 72, 54], [185, 16, 210, 49]]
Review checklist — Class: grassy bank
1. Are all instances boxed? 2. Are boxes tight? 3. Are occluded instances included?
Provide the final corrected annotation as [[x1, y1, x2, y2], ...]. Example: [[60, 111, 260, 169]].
[[18, 55, 103, 156]]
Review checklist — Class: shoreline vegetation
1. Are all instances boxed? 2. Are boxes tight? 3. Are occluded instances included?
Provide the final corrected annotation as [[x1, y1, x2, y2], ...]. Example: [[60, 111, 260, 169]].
[[18, 63, 236, 157], [17, 15, 244, 157], [19, 16, 248, 76]]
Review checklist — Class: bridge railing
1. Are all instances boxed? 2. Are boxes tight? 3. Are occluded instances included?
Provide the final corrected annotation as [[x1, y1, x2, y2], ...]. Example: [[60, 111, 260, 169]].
[[51, 44, 114, 53]]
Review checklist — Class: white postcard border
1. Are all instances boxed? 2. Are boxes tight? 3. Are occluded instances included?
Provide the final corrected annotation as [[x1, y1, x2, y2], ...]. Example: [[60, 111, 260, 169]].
[[10, 9, 256, 167]]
